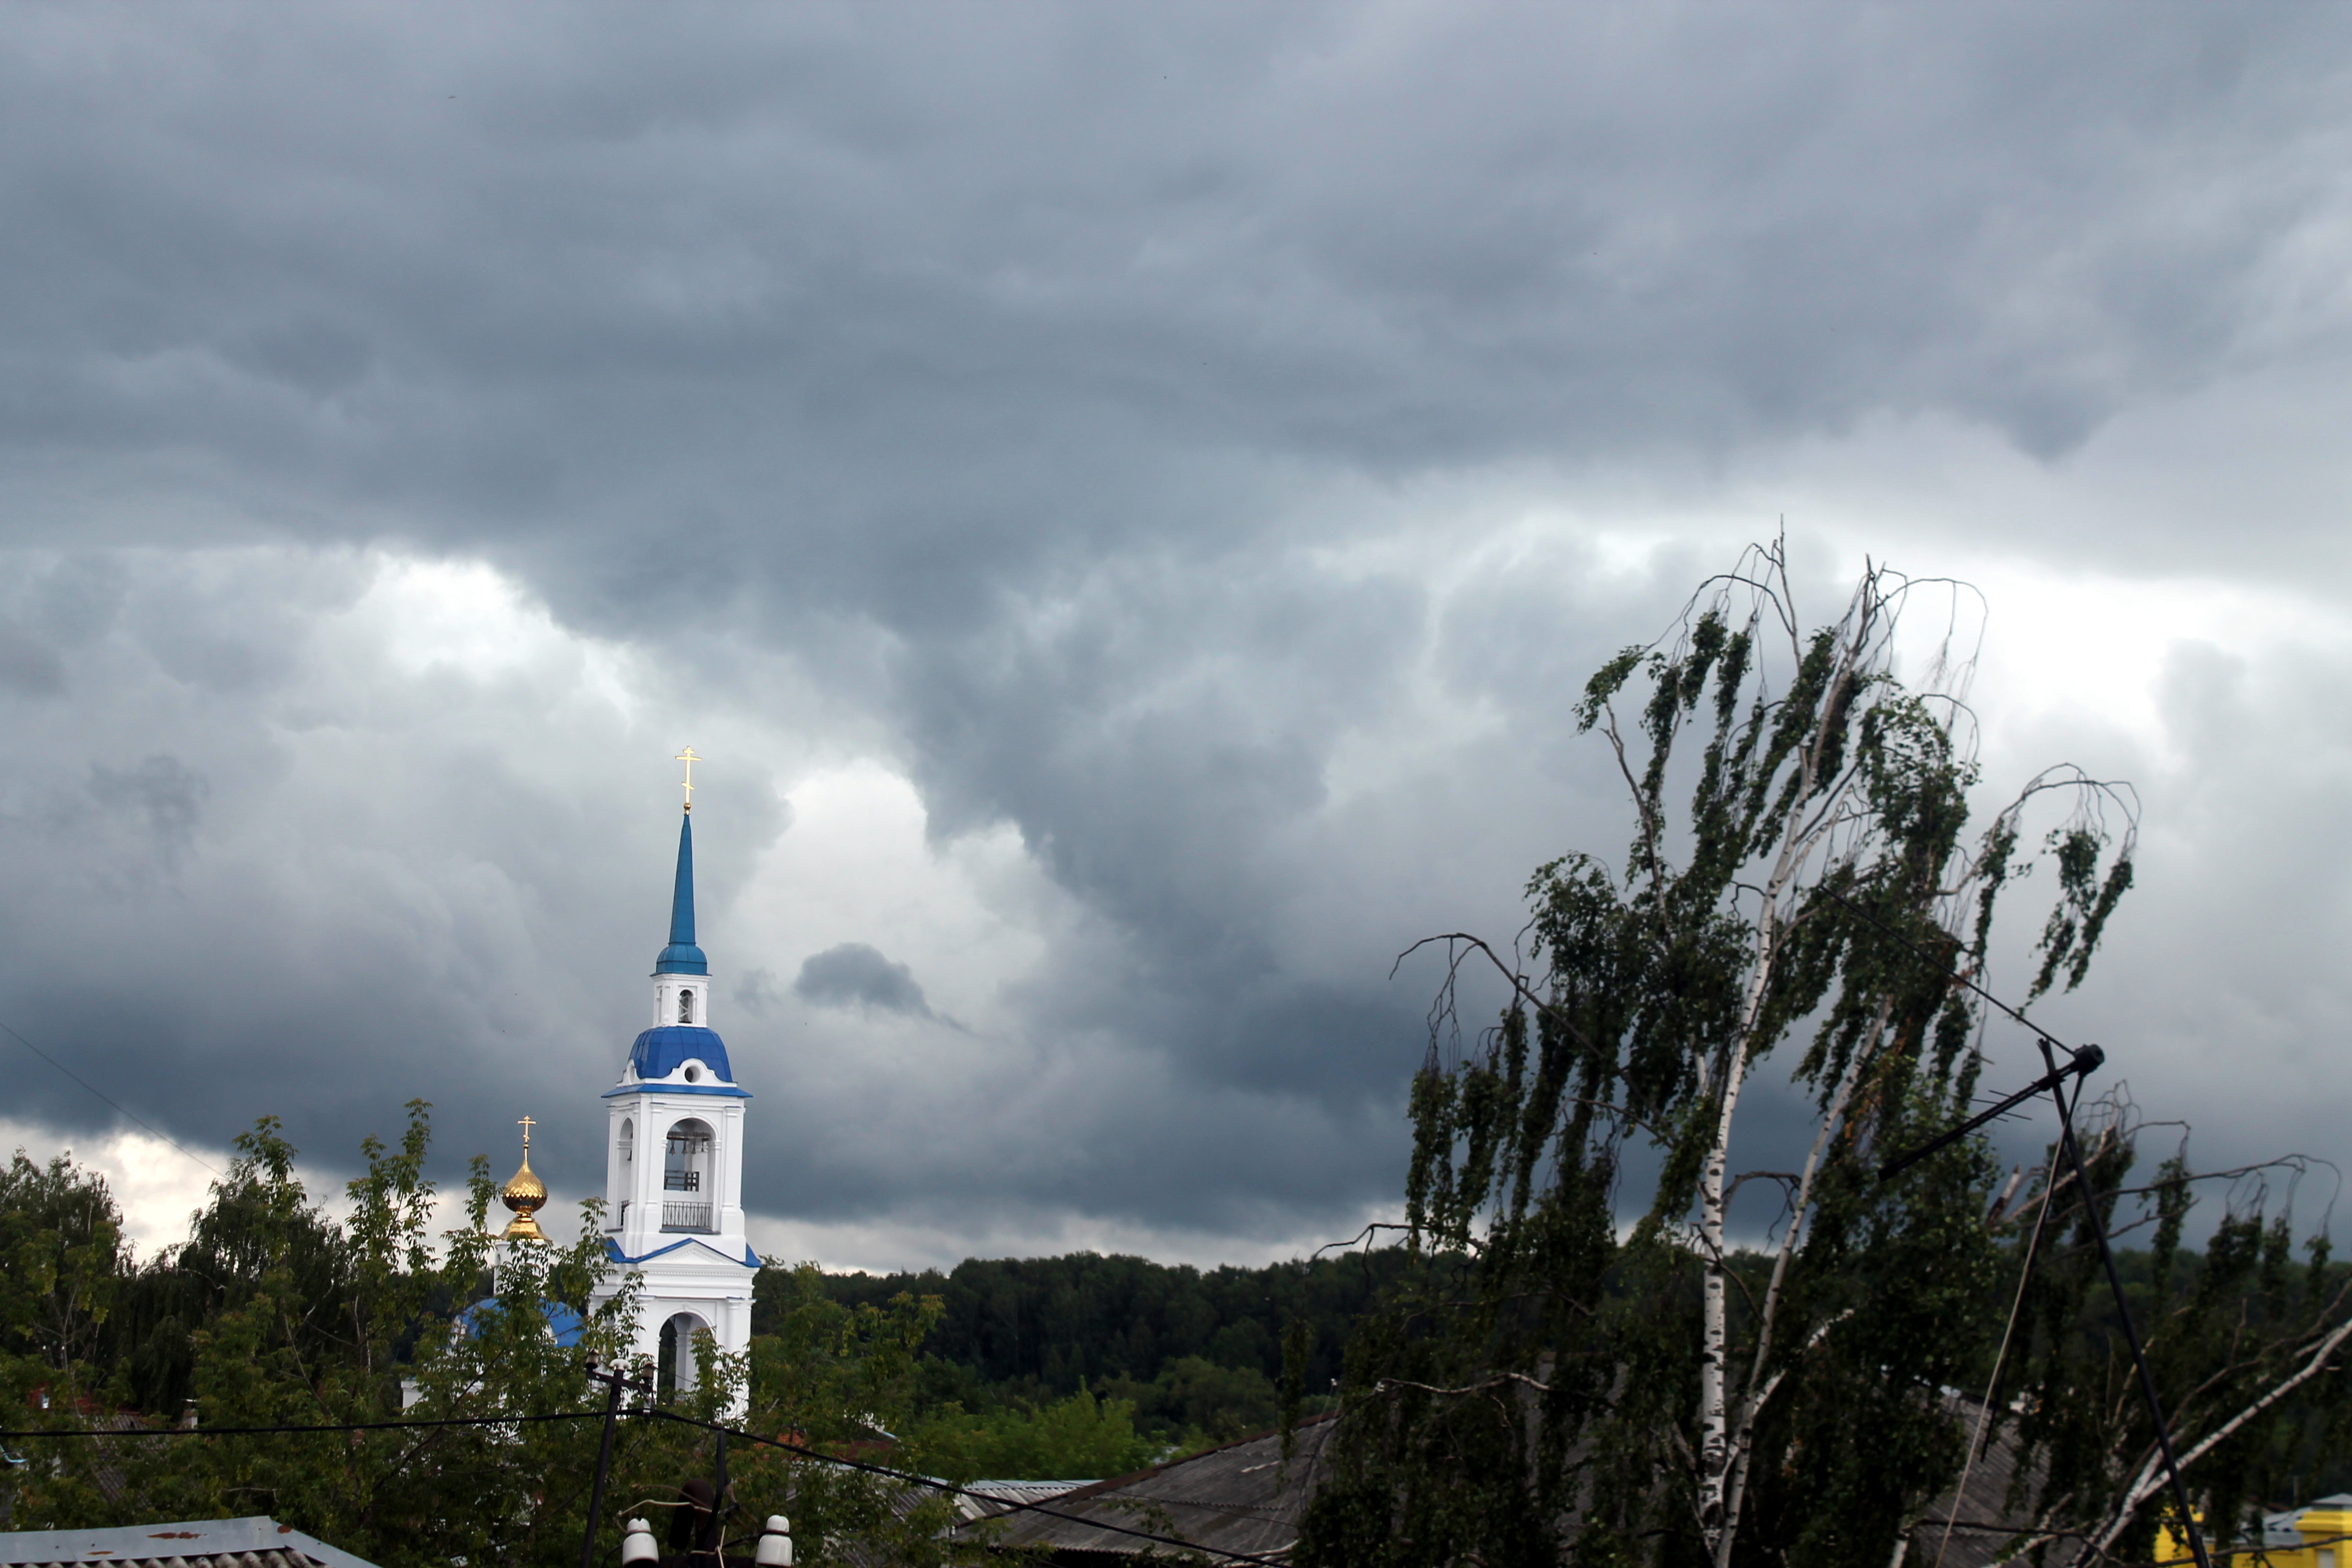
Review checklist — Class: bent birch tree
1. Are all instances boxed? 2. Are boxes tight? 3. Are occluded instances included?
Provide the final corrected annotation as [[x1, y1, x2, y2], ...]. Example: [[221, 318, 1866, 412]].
[[1300, 541, 2139, 1568]]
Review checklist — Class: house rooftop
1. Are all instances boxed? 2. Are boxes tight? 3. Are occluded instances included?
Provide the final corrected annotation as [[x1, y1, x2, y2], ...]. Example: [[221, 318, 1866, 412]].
[[0, 1517, 380, 1568], [977, 1413, 1336, 1563]]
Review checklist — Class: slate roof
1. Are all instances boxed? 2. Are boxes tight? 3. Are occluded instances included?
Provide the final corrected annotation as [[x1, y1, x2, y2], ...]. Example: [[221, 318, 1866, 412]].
[[966, 1393, 2056, 1564], [1893, 1393, 2052, 1568], [0, 1517, 380, 1568], [951, 1482, 1102, 1526], [976, 1413, 1337, 1564]]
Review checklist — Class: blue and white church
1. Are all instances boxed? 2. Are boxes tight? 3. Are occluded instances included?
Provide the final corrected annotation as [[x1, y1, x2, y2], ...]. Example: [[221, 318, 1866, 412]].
[[587, 759, 759, 1401]]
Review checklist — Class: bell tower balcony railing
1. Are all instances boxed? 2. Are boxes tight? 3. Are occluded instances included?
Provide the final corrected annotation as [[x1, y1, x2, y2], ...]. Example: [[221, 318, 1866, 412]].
[[661, 1201, 714, 1233]]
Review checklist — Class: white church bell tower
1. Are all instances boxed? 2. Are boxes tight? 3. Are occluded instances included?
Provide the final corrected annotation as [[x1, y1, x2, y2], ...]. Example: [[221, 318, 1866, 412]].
[[591, 749, 758, 1404]]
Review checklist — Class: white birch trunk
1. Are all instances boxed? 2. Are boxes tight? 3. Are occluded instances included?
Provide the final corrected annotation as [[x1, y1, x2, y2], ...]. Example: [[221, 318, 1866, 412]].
[[1699, 644, 1861, 1567], [1699, 896, 1781, 1566], [1716, 998, 1890, 1549]]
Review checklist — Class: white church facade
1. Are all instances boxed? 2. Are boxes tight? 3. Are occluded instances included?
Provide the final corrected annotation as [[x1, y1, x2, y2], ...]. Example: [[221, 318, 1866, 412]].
[[586, 759, 760, 1402]]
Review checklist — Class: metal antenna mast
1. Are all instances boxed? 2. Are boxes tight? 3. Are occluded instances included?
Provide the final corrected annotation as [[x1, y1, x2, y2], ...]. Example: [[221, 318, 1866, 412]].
[[1881, 1040, 2213, 1568]]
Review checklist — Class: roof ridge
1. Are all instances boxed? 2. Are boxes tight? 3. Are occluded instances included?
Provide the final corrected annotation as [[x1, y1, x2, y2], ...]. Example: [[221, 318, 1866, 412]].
[[1047, 1407, 1341, 1504]]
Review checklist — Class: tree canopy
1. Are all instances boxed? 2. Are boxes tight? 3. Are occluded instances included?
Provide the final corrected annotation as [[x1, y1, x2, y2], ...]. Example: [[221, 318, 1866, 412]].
[[0, 1107, 977, 1568]]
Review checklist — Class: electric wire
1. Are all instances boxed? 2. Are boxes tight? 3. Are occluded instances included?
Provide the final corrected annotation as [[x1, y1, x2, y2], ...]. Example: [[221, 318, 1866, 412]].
[[0, 1017, 222, 1178], [0, 1404, 1294, 1568], [0, 1412, 604, 1438], [644, 1407, 1293, 1567]]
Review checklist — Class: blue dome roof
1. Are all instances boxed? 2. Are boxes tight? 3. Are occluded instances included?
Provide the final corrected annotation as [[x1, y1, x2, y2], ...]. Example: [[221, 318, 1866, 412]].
[[629, 1025, 733, 1083], [457, 1297, 585, 1348]]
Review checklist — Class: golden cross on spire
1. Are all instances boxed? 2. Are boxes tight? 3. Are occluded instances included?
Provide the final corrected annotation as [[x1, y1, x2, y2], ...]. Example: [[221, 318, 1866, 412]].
[[675, 747, 703, 812], [517, 1114, 536, 1152]]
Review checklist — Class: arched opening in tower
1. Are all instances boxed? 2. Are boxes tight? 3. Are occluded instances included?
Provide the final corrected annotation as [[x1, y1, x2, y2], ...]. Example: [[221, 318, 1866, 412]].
[[657, 1310, 710, 1398], [662, 1118, 716, 1232]]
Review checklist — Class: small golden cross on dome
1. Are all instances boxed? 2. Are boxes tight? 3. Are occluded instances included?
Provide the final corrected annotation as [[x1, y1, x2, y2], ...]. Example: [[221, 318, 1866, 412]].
[[517, 1114, 536, 1152], [675, 747, 703, 812]]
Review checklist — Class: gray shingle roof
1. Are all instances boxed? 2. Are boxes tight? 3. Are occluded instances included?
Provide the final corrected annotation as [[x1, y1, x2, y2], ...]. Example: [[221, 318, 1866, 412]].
[[1894, 1394, 2052, 1568], [977, 1414, 1336, 1563]]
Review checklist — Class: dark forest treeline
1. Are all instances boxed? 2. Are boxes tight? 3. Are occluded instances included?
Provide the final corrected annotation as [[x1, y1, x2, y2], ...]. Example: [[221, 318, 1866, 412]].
[[774, 1242, 2352, 1506], [785, 1250, 1406, 1391], [761, 1249, 1412, 1446]]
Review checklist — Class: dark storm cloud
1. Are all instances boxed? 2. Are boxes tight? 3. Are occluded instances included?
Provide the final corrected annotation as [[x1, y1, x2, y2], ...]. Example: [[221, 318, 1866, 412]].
[[793, 943, 933, 1019], [0, 2, 2348, 1255], [6, 4, 2345, 588]]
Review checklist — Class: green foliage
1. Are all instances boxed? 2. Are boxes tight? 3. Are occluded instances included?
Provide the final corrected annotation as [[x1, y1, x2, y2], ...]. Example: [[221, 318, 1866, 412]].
[[748, 1261, 940, 1449], [0, 1108, 987, 1568], [1985, 1108, 2352, 1563], [898, 1385, 1161, 1484], [1107, 1355, 1283, 1449], [0, 1150, 124, 1382], [781, 1249, 1377, 1476]]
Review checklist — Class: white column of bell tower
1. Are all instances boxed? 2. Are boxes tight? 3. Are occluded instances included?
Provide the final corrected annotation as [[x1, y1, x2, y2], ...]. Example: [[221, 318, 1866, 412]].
[[591, 761, 757, 1417]]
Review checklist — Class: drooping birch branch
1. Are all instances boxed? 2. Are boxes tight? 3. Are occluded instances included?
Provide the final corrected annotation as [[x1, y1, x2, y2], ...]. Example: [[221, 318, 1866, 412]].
[[2084, 1306, 2352, 1560]]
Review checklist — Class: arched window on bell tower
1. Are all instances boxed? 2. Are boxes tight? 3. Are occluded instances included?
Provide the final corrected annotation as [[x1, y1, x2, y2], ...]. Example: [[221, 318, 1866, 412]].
[[678, 987, 694, 1025], [661, 1118, 716, 1233]]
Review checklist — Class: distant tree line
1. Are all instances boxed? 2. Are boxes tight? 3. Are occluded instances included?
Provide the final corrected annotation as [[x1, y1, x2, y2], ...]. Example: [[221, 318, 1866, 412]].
[[779, 1249, 1408, 1461]]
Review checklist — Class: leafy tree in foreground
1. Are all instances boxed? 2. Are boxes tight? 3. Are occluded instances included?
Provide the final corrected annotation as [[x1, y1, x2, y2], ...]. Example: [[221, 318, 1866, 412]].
[[1984, 1097, 2351, 1565], [0, 1108, 981, 1568], [1300, 542, 2141, 1568]]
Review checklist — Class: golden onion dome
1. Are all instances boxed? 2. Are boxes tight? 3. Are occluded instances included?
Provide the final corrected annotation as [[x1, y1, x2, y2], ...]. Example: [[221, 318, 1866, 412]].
[[500, 1116, 549, 1241]]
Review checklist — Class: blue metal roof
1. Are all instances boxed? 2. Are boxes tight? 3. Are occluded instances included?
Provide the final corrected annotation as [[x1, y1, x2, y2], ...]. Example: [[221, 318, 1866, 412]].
[[654, 813, 707, 975], [606, 1235, 760, 1269], [628, 1025, 734, 1083]]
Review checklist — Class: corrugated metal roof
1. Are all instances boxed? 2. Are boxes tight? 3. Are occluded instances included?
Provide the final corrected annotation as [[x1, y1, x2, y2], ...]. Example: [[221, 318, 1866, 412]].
[[0, 1517, 380, 1568], [951, 1481, 1094, 1525]]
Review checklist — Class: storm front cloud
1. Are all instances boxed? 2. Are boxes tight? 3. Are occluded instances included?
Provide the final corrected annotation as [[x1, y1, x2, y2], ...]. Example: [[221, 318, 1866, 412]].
[[3, 2, 2350, 1268]]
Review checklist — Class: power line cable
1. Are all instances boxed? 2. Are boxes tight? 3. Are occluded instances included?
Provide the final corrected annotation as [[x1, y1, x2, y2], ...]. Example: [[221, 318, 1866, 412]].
[[0, 1405, 1294, 1567], [0, 1412, 602, 1438], [645, 1407, 1293, 1568], [0, 1017, 222, 1178]]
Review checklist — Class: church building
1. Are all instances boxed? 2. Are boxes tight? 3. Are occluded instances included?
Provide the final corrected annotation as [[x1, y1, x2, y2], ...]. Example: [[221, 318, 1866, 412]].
[[587, 754, 759, 1400]]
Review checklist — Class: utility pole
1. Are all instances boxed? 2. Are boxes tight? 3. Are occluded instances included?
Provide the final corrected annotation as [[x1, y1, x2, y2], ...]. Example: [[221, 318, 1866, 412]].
[[581, 1357, 656, 1568]]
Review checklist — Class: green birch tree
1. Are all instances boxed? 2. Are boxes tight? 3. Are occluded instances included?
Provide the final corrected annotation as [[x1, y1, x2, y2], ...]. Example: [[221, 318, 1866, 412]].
[[1299, 541, 2138, 1567]]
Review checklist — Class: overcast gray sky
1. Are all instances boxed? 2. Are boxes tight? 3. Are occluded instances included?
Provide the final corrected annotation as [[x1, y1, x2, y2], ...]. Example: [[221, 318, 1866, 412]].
[[4, 2, 2349, 1271]]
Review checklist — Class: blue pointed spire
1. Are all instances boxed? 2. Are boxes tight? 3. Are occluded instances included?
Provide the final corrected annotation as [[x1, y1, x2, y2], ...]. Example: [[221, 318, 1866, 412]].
[[654, 810, 708, 975]]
